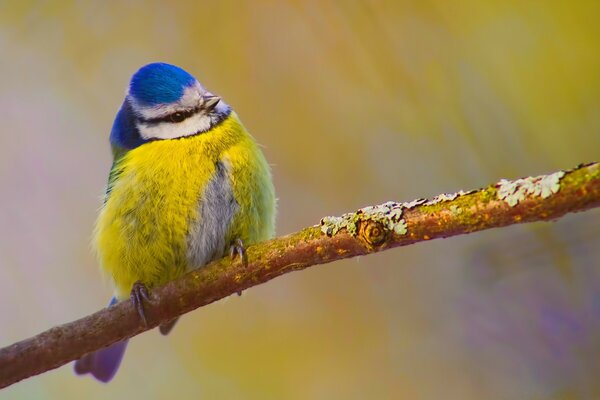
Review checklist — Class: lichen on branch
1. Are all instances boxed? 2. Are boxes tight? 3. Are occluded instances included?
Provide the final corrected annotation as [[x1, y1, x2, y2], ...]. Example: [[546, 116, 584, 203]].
[[497, 170, 565, 206]]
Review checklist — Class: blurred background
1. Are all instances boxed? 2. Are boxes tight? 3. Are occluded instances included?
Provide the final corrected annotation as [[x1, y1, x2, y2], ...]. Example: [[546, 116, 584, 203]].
[[1, 1, 599, 399]]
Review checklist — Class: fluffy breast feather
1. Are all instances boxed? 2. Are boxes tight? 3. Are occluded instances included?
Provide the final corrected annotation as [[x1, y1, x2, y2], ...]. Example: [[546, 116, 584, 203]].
[[95, 113, 276, 299]]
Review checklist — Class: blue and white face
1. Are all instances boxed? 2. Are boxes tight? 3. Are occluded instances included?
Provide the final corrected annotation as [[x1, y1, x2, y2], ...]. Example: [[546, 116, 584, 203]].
[[110, 63, 231, 150]]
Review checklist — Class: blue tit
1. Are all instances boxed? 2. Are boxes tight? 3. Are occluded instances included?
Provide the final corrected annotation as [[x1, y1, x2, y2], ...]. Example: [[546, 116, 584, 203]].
[[74, 62, 276, 382]]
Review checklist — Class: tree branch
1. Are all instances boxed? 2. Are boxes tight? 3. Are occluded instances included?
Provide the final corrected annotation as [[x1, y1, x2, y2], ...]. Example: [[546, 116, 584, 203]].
[[1, 162, 599, 389]]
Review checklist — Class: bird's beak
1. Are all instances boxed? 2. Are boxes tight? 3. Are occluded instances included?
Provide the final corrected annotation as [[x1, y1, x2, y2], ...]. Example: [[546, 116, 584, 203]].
[[202, 95, 220, 112]]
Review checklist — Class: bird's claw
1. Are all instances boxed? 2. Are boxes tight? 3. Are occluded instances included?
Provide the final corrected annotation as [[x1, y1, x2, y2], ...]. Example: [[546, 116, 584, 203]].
[[230, 238, 248, 268], [230, 239, 247, 297], [130, 281, 151, 326]]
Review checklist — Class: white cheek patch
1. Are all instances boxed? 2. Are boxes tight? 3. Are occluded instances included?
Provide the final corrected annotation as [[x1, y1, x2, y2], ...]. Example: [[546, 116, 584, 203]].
[[137, 112, 214, 140]]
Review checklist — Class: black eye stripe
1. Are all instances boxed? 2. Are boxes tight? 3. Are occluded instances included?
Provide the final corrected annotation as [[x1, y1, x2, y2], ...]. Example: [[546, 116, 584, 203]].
[[138, 106, 201, 125]]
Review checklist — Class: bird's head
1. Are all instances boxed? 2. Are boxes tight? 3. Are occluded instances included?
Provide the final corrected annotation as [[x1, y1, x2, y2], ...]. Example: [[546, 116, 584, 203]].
[[110, 63, 231, 150]]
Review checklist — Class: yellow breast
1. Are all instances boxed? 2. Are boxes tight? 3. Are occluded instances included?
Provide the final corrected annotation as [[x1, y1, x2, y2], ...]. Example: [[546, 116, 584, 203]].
[[94, 113, 274, 299]]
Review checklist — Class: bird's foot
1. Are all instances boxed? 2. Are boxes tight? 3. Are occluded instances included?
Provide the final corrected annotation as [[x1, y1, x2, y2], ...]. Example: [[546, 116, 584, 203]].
[[230, 238, 247, 296], [130, 281, 151, 326], [230, 238, 248, 267]]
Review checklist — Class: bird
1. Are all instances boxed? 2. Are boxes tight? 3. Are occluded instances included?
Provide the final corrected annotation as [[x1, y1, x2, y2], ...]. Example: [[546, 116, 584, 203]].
[[74, 62, 276, 382]]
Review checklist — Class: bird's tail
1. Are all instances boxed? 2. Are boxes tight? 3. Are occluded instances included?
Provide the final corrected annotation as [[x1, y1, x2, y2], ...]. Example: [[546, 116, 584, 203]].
[[74, 339, 129, 382], [73, 297, 128, 382]]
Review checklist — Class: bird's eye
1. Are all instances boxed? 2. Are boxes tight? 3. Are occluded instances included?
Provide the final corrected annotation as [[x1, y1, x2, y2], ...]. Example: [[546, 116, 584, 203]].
[[169, 112, 186, 123]]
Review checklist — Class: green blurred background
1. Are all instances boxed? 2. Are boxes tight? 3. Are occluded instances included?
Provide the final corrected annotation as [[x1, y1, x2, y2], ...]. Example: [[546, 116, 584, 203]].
[[1, 1, 599, 399]]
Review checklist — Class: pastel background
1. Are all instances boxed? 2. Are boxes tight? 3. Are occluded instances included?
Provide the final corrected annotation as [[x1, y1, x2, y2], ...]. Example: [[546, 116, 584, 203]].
[[1, 2, 599, 399]]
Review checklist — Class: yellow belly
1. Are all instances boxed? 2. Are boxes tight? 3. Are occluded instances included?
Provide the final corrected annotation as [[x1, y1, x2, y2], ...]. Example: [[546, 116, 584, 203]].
[[94, 113, 275, 299]]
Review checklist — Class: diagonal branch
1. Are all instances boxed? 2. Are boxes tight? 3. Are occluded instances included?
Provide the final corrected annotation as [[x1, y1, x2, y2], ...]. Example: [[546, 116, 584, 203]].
[[1, 162, 599, 389]]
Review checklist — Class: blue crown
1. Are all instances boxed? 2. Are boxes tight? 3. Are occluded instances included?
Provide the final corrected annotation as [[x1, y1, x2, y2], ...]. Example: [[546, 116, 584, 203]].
[[129, 63, 197, 106]]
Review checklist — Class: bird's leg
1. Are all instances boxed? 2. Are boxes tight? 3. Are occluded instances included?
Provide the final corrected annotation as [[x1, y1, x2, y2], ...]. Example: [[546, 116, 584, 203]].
[[230, 238, 247, 296], [130, 281, 151, 326], [230, 238, 248, 266]]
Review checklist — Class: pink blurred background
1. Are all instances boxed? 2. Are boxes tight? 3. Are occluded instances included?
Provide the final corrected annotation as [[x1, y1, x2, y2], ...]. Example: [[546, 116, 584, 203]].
[[1, 2, 599, 399]]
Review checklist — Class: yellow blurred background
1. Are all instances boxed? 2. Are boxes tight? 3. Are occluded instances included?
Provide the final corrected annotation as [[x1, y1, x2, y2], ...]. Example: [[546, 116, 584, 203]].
[[1, 1, 599, 399]]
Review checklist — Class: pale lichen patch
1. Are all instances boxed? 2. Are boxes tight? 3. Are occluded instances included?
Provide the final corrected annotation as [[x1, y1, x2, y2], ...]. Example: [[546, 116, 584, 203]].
[[497, 171, 565, 206], [449, 205, 463, 215], [403, 198, 427, 209], [424, 190, 474, 206], [320, 201, 408, 237], [392, 219, 408, 235], [320, 215, 352, 236]]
